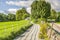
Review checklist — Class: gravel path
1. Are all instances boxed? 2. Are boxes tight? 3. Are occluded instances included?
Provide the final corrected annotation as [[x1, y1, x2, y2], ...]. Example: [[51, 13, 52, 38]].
[[50, 23, 60, 33], [49, 23, 60, 40], [14, 24, 40, 40]]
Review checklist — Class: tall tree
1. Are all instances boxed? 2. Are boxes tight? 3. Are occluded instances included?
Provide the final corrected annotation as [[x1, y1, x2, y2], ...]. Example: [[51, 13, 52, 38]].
[[16, 8, 29, 21], [31, 1, 38, 19], [31, 0, 51, 20]]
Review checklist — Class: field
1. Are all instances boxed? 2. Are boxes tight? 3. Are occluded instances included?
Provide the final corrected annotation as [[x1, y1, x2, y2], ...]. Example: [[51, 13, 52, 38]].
[[56, 22, 60, 24], [0, 20, 32, 39]]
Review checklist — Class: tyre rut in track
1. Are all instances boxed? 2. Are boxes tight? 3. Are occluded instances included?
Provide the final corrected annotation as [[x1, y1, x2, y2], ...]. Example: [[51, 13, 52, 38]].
[[24, 24, 36, 40], [14, 24, 40, 40]]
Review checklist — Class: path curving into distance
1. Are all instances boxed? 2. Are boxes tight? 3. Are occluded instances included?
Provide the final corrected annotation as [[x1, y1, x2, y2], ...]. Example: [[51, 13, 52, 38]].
[[14, 24, 40, 40]]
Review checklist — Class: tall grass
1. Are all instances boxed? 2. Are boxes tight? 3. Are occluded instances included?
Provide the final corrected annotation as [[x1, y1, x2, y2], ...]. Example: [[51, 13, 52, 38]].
[[39, 22, 49, 40]]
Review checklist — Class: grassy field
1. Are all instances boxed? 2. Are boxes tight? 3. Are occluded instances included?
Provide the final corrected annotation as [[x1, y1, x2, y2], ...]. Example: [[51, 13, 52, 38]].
[[0, 20, 32, 40], [56, 22, 60, 24]]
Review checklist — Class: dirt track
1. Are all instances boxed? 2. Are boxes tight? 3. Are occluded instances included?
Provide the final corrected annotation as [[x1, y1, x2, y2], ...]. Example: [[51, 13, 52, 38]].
[[14, 24, 40, 40]]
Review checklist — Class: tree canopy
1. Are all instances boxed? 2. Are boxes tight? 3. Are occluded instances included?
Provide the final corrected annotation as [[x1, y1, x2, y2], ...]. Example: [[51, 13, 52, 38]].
[[16, 8, 29, 21], [7, 13, 16, 21], [31, 0, 51, 20], [0, 13, 16, 21]]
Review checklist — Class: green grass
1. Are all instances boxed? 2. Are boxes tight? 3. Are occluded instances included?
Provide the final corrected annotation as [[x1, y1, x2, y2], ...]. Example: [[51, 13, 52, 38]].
[[56, 22, 60, 24], [0, 20, 32, 39]]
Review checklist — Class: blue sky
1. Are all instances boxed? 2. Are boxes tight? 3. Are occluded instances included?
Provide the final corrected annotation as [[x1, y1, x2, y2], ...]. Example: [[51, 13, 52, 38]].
[[0, 0, 60, 14], [0, 0, 33, 14]]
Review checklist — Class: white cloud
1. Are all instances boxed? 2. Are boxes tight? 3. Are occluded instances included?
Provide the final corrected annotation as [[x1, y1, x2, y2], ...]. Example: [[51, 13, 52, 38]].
[[6, 0, 60, 12], [46, 0, 60, 11], [6, 1, 14, 5], [8, 8, 17, 12], [8, 8, 18, 14], [0, 10, 7, 14], [6, 1, 33, 7], [0, 10, 5, 13], [26, 7, 31, 14], [8, 8, 31, 14], [6, 1, 33, 14]]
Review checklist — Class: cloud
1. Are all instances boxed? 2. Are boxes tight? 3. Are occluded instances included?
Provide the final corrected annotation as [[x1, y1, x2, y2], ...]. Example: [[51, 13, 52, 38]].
[[46, 0, 60, 12], [6, 1, 33, 7], [6, 1, 33, 14], [0, 10, 7, 14], [26, 7, 31, 14], [0, 10, 5, 13], [8, 8, 31, 14], [5, 0, 60, 13], [8, 8, 17, 12], [8, 8, 18, 14]]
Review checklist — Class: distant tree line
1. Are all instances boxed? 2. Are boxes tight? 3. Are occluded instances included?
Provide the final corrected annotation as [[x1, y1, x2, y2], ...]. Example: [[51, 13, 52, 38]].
[[0, 13, 15, 21], [0, 8, 29, 22], [55, 12, 60, 22], [48, 9, 60, 22]]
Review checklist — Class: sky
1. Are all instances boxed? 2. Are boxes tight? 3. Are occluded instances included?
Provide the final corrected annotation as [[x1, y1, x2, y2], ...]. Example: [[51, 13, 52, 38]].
[[0, 0, 60, 14]]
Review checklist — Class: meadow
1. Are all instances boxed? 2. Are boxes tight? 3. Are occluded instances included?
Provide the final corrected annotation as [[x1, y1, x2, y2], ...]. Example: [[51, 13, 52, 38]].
[[0, 20, 32, 40], [56, 22, 60, 24]]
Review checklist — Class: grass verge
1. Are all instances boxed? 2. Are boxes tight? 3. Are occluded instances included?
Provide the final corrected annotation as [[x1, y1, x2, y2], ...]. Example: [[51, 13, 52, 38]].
[[39, 22, 49, 40]]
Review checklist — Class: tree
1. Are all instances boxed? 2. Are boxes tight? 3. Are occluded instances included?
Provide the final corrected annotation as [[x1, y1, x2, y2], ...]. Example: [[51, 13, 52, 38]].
[[7, 13, 16, 21], [50, 9, 57, 19], [31, 1, 39, 19], [55, 12, 60, 22], [55, 15, 60, 22], [31, 0, 51, 20], [31, 0, 51, 39], [0, 13, 8, 21], [16, 8, 29, 21], [58, 12, 60, 16]]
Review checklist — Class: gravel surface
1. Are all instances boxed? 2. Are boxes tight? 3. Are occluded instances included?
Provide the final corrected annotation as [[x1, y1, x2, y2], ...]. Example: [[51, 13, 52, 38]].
[[49, 23, 60, 40], [14, 24, 40, 40]]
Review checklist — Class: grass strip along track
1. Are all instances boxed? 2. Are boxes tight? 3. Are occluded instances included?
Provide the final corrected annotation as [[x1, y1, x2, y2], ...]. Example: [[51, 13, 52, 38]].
[[0, 20, 32, 40]]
